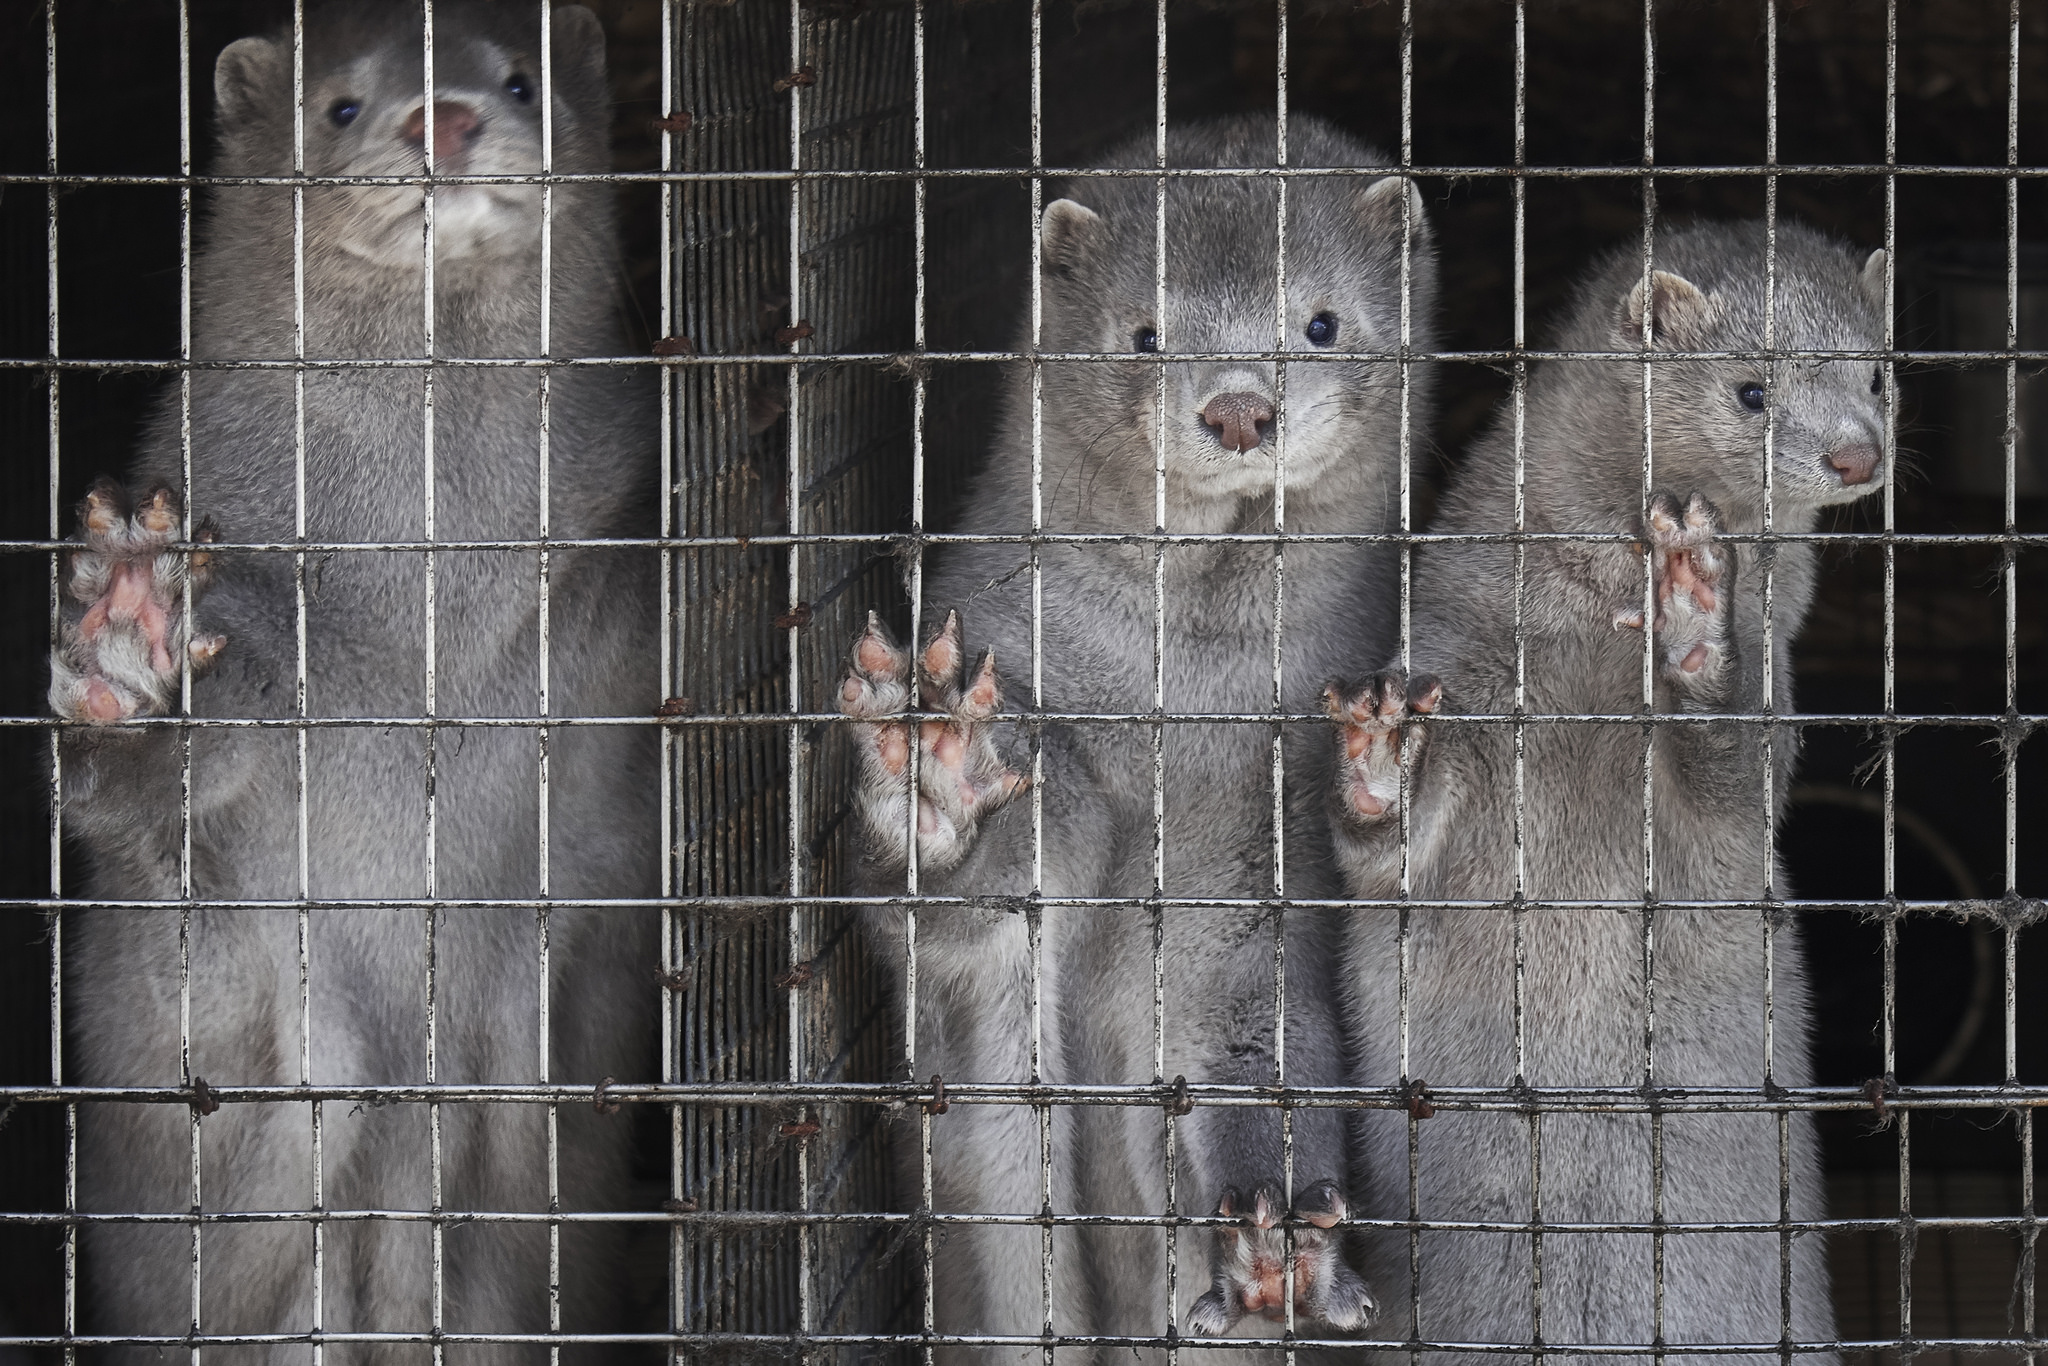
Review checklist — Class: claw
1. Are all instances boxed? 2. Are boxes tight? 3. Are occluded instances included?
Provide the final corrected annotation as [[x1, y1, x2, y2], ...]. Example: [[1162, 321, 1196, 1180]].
[[82, 483, 124, 538], [135, 487, 180, 537], [920, 609, 963, 688], [958, 650, 1001, 719]]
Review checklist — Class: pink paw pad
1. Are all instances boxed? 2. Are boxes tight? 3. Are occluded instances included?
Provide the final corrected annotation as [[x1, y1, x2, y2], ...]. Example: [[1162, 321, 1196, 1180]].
[[1615, 491, 1729, 682], [1187, 1181, 1377, 1336], [49, 480, 225, 724], [838, 609, 1027, 871], [1324, 670, 1440, 823]]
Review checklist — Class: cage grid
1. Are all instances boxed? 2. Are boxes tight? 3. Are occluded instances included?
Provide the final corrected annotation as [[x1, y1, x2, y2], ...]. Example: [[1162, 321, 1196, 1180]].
[[0, 0, 2044, 1362]]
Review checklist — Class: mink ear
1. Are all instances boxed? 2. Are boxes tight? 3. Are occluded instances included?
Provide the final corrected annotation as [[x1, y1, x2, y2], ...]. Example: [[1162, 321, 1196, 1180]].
[[1616, 269, 1714, 349], [1360, 174, 1430, 241], [214, 36, 285, 129], [1859, 247, 1889, 309], [1041, 198, 1102, 279], [549, 6, 610, 102]]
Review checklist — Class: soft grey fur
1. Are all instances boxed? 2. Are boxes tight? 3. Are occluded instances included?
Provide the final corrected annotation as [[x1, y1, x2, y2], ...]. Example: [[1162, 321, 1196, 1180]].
[[1326, 221, 1886, 1364], [836, 115, 1436, 1356], [47, 6, 657, 1363]]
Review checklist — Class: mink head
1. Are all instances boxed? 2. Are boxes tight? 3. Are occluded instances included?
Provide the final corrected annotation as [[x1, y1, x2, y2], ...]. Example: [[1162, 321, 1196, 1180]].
[[211, 1, 611, 269], [1552, 220, 1889, 520], [1035, 114, 1437, 514]]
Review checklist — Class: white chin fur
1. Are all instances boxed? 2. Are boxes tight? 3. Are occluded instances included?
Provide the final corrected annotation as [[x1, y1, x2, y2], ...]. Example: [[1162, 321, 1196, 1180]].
[[1181, 443, 1342, 503], [1790, 464, 1886, 507], [335, 188, 537, 269]]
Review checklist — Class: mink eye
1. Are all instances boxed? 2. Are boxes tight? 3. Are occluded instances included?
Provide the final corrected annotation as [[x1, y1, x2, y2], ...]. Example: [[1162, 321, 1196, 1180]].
[[1737, 381, 1766, 412], [330, 100, 362, 127], [1306, 311, 1340, 348], [1134, 326, 1159, 353], [505, 73, 534, 103], [1870, 367, 1883, 395]]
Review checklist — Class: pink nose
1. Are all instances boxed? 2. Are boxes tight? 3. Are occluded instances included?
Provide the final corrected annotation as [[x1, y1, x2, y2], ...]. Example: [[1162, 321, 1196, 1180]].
[[1201, 392, 1275, 453], [401, 100, 481, 163], [1828, 443, 1879, 486]]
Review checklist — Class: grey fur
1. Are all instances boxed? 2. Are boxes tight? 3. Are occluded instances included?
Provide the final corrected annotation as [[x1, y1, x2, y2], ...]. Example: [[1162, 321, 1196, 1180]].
[[836, 115, 1437, 1354], [1326, 221, 1886, 1364], [47, 5, 657, 1362]]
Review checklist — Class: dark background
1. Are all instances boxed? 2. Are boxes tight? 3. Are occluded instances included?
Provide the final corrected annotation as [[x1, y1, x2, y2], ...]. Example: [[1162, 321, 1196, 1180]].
[[2, 0, 2043, 1351]]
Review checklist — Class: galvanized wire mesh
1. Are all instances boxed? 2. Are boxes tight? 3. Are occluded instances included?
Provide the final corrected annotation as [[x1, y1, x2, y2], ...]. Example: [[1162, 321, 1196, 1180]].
[[0, 0, 2044, 1362]]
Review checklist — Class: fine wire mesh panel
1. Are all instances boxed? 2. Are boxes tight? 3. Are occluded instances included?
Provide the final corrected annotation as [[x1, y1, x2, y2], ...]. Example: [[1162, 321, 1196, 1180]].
[[0, 2, 2046, 1365], [670, 0, 917, 1341]]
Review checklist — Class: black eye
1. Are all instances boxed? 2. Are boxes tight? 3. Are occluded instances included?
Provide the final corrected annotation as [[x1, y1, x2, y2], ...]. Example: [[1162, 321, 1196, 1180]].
[[1134, 327, 1158, 353], [1737, 381, 1766, 412], [1306, 311, 1339, 348], [330, 100, 361, 127], [506, 73, 534, 103], [1871, 368, 1883, 395]]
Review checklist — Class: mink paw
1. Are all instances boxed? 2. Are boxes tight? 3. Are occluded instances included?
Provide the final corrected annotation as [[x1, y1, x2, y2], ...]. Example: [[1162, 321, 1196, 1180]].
[[1614, 491, 1730, 689], [1187, 1181, 1376, 1336], [839, 609, 1027, 872], [1324, 670, 1440, 827], [49, 480, 225, 724]]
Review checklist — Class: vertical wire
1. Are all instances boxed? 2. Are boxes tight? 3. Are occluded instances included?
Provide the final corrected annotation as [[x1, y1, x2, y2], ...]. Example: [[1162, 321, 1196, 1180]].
[[657, 0, 680, 1350], [1146, 23, 1171, 1339], [535, 8, 560, 1358], [1396, 1, 1419, 1355], [2003, 0, 2034, 1353], [782, 0, 812, 1354], [40, 5, 71, 1358], [900, 0, 925, 1121], [1881, 3, 1908, 1355], [1149, 0, 1169, 1100], [288, 4, 320, 1356], [1270, 0, 1296, 1350], [1509, 5, 1537, 1363], [174, 0, 203, 1353], [2002, 0, 2021, 1077], [418, 9, 444, 1359], [1636, 4, 1665, 1362], [1025, 0, 1055, 1358], [1758, 7, 1791, 1358], [909, 3, 931, 1361]]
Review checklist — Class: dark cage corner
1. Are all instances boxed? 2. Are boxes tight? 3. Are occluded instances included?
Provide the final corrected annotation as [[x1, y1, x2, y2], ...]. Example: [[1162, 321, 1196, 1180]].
[[3, 0, 2048, 1360]]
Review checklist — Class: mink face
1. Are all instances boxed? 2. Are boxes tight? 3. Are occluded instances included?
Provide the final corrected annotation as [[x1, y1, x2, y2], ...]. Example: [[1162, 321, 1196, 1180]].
[[1035, 119, 1432, 513], [213, 1, 610, 269], [1542, 222, 1889, 525]]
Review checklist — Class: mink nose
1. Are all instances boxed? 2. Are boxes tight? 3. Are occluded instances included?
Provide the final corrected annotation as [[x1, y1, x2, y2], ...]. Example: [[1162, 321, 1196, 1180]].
[[1828, 442, 1880, 486], [1201, 393, 1275, 453], [401, 100, 482, 162]]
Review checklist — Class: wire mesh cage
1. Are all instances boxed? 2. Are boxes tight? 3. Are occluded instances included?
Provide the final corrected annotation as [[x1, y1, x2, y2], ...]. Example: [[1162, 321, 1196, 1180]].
[[1, 1, 2046, 1363]]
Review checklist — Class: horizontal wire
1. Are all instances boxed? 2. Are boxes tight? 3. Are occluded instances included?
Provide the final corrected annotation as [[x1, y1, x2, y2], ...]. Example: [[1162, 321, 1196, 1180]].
[[0, 1208, 2031, 1237], [0, 1079, 2040, 1111], [7, 160, 2048, 187], [10, 528, 2048, 554], [5, 893, 2039, 915], [0, 1331, 2036, 1355], [6, 710, 2036, 733], [6, 347, 2045, 369]]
